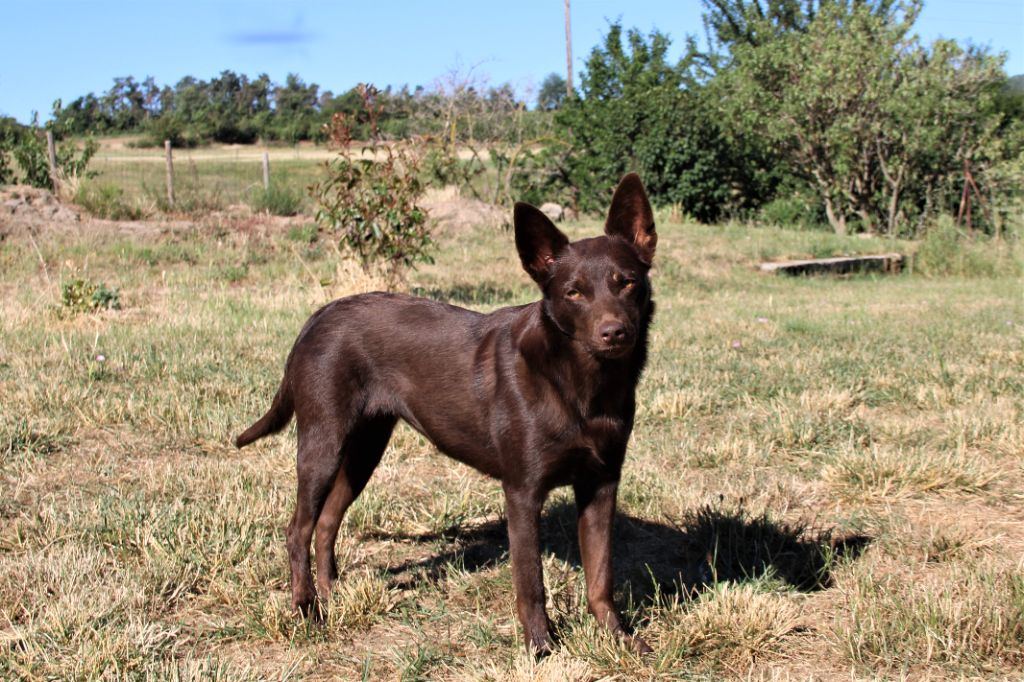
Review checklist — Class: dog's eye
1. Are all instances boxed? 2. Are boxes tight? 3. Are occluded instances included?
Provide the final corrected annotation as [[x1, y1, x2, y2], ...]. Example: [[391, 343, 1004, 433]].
[[621, 278, 636, 289], [566, 288, 582, 300]]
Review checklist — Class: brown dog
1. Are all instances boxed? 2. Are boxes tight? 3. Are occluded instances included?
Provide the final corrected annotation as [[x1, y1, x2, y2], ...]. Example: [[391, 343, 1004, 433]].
[[236, 173, 656, 654]]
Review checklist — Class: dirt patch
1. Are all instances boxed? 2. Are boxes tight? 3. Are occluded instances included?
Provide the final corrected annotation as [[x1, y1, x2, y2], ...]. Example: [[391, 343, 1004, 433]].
[[0, 185, 81, 240], [0, 187, 314, 242], [420, 186, 510, 234]]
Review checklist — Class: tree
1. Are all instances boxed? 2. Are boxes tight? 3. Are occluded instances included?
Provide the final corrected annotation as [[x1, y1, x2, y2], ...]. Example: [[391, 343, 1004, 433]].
[[716, 1, 1005, 234], [274, 73, 321, 141], [556, 23, 755, 220], [537, 73, 568, 111], [701, 0, 899, 50]]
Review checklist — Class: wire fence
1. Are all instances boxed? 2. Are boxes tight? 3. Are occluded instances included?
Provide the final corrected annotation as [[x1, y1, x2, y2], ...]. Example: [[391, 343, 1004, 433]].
[[85, 144, 333, 211]]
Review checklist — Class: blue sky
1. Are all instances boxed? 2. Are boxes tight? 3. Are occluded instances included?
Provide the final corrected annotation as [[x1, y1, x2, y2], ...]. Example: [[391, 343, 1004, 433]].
[[1, 0, 1021, 123]]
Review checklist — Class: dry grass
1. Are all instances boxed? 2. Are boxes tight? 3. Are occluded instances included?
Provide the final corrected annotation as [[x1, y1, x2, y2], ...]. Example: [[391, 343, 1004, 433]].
[[1, 213, 1022, 679]]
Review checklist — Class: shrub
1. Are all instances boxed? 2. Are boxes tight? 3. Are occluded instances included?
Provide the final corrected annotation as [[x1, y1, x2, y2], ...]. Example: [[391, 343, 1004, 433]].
[[250, 183, 303, 216], [759, 195, 827, 230], [311, 86, 433, 286], [9, 125, 98, 190], [555, 23, 770, 221], [60, 278, 121, 313], [0, 120, 17, 185]]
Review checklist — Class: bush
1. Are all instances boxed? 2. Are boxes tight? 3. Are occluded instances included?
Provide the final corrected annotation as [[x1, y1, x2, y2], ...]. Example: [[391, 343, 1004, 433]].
[[9, 126, 98, 190], [60, 278, 121, 313], [250, 183, 303, 216], [759, 195, 827, 230], [554, 23, 772, 221], [311, 89, 433, 286], [0, 120, 17, 185], [912, 216, 1022, 277]]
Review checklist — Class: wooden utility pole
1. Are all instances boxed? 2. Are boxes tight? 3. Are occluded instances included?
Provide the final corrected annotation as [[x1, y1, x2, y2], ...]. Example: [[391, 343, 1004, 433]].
[[262, 151, 270, 191], [164, 140, 175, 207], [564, 0, 573, 97]]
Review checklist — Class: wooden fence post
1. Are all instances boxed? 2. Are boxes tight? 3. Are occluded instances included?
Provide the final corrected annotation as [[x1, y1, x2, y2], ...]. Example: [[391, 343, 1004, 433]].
[[164, 140, 174, 207], [262, 151, 270, 191], [46, 130, 59, 193]]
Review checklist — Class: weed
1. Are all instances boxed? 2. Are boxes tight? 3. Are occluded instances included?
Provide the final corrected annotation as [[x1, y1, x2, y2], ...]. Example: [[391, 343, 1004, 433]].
[[60, 277, 121, 313]]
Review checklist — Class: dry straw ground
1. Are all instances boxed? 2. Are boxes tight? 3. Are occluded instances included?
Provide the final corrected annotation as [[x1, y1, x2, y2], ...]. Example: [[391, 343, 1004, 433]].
[[1, 207, 1022, 680]]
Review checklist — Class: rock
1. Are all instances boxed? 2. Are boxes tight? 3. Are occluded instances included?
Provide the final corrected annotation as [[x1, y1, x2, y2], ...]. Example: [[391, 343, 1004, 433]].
[[539, 202, 564, 222]]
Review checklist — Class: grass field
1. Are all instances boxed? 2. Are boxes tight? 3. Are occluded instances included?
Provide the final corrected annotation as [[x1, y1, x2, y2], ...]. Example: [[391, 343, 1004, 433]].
[[1, 211, 1022, 680], [84, 142, 328, 214], [80, 138, 489, 216]]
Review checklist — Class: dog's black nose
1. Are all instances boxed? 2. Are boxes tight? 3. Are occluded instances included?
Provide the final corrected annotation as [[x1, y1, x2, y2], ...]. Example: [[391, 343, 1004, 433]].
[[599, 321, 627, 343]]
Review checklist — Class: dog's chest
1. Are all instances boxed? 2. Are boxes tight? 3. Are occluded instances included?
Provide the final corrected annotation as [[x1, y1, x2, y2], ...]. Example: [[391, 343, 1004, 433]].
[[535, 411, 630, 487]]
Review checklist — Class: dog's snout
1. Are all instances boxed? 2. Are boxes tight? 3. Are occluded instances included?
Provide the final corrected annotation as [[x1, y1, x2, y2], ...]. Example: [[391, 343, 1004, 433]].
[[599, 321, 627, 343]]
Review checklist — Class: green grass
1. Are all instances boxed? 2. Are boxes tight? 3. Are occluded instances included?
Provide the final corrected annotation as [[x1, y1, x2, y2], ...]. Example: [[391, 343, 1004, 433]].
[[1, 214, 1022, 679], [84, 143, 326, 214]]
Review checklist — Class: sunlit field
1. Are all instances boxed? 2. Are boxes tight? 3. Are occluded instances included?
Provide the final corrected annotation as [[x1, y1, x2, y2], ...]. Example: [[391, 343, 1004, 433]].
[[1, 212, 1022, 679]]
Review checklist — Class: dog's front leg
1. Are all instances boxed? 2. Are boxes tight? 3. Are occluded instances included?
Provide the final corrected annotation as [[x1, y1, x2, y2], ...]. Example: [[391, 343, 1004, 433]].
[[503, 483, 552, 655], [575, 479, 653, 654]]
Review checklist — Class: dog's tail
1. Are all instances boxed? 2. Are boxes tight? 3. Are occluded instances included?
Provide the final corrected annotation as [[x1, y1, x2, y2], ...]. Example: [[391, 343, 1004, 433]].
[[235, 381, 294, 448]]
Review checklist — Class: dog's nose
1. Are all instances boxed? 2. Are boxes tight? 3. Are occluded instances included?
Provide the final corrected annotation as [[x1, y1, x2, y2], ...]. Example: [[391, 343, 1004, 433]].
[[599, 321, 628, 343]]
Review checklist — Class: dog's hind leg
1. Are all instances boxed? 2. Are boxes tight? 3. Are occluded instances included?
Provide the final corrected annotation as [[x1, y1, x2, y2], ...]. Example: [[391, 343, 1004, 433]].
[[287, 421, 345, 618], [314, 414, 396, 598]]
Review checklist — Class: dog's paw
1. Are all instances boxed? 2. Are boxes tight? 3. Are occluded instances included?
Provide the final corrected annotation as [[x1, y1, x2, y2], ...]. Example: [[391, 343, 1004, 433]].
[[527, 634, 554, 658], [292, 586, 323, 622], [627, 633, 653, 655]]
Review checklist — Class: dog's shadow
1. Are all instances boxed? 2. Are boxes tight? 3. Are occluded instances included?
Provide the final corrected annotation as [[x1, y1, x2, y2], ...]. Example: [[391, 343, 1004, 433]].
[[371, 501, 871, 601]]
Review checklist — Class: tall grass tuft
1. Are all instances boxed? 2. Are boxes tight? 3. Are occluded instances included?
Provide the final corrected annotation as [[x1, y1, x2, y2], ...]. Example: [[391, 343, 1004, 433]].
[[75, 183, 149, 220], [912, 215, 1022, 277], [250, 183, 303, 216]]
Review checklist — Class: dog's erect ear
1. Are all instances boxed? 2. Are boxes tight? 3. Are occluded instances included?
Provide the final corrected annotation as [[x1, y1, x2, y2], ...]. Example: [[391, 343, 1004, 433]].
[[515, 202, 569, 284], [605, 172, 656, 263]]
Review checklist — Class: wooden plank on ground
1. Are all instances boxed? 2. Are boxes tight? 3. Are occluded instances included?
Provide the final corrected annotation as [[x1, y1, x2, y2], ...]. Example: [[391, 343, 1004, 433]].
[[759, 253, 903, 275]]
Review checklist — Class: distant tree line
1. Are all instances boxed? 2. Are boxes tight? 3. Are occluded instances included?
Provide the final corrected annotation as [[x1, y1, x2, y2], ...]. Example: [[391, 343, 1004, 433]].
[[46, 71, 550, 148]]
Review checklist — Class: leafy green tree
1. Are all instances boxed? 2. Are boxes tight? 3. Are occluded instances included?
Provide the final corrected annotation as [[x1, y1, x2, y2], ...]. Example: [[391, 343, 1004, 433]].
[[273, 73, 321, 142], [701, 0, 898, 49], [537, 73, 568, 110], [556, 24, 758, 220], [716, 1, 1006, 234]]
